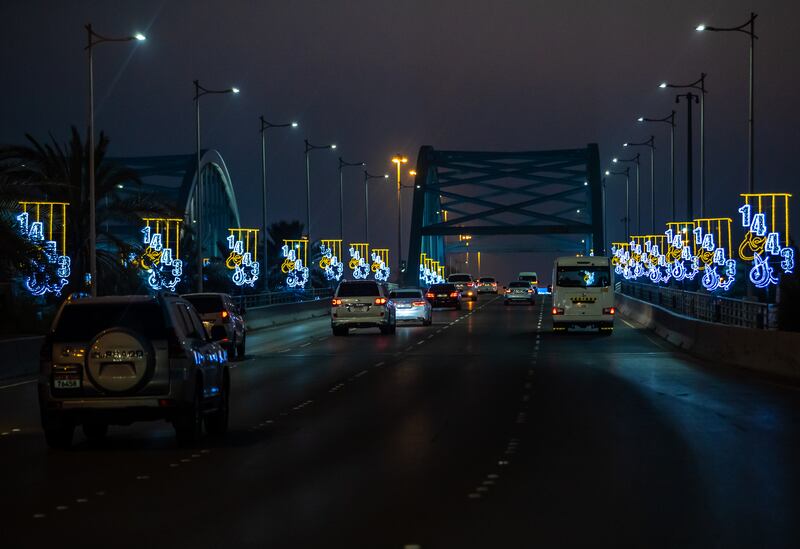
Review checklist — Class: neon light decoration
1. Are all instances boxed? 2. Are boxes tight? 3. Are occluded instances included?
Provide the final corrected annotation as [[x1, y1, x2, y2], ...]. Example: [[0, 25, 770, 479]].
[[139, 218, 183, 291], [226, 228, 260, 287], [281, 238, 309, 288], [691, 218, 736, 291], [319, 239, 344, 281], [371, 248, 391, 282], [738, 193, 793, 288], [16, 201, 71, 296], [349, 243, 370, 279]]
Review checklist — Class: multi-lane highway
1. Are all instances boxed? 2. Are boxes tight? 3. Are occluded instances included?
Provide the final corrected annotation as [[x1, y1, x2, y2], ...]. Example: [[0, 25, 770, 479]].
[[1, 296, 799, 548]]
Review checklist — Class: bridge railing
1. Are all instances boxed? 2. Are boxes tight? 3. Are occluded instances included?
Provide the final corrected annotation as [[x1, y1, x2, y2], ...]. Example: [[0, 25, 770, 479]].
[[618, 281, 776, 330], [233, 287, 333, 310]]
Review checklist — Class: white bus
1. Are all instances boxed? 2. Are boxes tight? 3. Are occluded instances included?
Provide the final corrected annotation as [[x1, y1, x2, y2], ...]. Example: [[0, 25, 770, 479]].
[[551, 256, 615, 334]]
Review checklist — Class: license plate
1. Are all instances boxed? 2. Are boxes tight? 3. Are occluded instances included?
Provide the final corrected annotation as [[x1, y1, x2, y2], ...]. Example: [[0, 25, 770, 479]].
[[54, 376, 81, 389], [437, 294, 447, 298], [397, 304, 411, 309]]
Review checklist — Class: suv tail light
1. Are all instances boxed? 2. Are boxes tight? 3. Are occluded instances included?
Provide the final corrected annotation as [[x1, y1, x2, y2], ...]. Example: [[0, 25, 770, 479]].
[[505, 288, 511, 293], [412, 300, 426, 306], [552, 307, 565, 315], [527, 289, 533, 293], [425, 292, 435, 299], [603, 307, 616, 315], [332, 298, 343, 306], [467, 282, 474, 287], [374, 297, 387, 305], [449, 291, 459, 298]]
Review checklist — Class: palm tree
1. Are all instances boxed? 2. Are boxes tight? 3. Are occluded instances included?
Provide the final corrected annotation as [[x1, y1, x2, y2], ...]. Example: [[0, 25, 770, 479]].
[[0, 126, 175, 295]]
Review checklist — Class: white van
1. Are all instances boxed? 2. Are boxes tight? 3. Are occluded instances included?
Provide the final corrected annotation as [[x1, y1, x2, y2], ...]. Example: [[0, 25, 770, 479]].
[[551, 256, 615, 333], [518, 272, 538, 292]]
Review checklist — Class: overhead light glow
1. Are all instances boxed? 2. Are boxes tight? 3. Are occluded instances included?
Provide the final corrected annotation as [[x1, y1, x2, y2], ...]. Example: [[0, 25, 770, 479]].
[[134, 33, 146, 41], [696, 24, 706, 31], [659, 82, 668, 89], [637, 116, 644, 122], [231, 87, 240, 94], [291, 122, 299, 127]]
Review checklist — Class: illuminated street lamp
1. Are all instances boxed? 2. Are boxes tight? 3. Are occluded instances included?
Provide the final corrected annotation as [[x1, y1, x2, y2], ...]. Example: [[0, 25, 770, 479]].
[[338, 158, 366, 241], [304, 139, 337, 239], [392, 155, 409, 278], [697, 13, 757, 194], [193, 80, 239, 292], [363, 171, 389, 241], [260, 117, 298, 288], [85, 24, 145, 296], [638, 111, 676, 220]]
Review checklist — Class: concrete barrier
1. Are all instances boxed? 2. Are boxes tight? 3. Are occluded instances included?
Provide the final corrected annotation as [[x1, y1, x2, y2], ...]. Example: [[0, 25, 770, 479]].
[[617, 293, 800, 380], [0, 299, 330, 382]]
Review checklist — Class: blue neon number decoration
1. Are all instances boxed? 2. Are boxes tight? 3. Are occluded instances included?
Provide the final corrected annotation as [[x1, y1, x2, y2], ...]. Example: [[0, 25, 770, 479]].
[[739, 199, 793, 288], [349, 247, 370, 279], [281, 244, 309, 288], [319, 243, 344, 281], [371, 251, 390, 282], [226, 235, 259, 287], [140, 225, 182, 291], [16, 212, 70, 296]]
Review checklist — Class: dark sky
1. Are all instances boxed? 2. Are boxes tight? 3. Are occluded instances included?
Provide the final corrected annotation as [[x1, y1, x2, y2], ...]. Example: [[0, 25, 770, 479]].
[[2, 0, 798, 282]]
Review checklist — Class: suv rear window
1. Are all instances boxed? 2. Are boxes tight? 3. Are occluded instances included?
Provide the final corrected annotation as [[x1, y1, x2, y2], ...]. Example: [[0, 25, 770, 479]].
[[509, 281, 529, 288], [391, 290, 422, 299], [183, 295, 225, 314], [519, 274, 538, 282], [53, 303, 167, 341], [430, 284, 456, 292], [448, 274, 472, 282], [337, 281, 380, 297], [478, 277, 495, 283]]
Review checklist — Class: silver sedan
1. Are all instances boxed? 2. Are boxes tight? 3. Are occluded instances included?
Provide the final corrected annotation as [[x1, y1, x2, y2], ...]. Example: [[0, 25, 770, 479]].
[[390, 288, 433, 326]]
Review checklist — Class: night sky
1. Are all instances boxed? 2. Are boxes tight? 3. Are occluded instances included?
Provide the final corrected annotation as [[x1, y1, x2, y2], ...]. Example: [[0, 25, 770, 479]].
[[2, 0, 798, 283]]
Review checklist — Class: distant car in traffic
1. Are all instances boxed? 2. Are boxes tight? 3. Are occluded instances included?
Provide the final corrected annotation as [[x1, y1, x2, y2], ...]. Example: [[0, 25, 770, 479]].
[[518, 271, 539, 293], [476, 276, 498, 294], [504, 280, 535, 305], [182, 292, 246, 360], [38, 294, 231, 448], [331, 280, 397, 336], [447, 273, 477, 301], [425, 283, 462, 310], [390, 288, 433, 326]]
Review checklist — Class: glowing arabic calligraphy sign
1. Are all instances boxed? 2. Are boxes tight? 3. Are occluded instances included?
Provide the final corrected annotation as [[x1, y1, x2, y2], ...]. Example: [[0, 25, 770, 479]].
[[371, 248, 390, 282], [16, 201, 71, 296], [349, 243, 370, 279], [738, 193, 793, 288], [282, 239, 309, 288], [319, 239, 344, 281], [139, 218, 183, 291], [226, 228, 260, 287]]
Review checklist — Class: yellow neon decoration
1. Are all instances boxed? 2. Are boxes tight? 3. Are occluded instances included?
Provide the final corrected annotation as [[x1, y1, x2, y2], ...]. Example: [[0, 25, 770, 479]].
[[348, 242, 370, 270], [371, 248, 390, 272], [282, 238, 308, 273], [319, 239, 343, 270], [666, 221, 696, 261], [20, 201, 70, 255], [226, 228, 259, 269], [738, 193, 792, 261]]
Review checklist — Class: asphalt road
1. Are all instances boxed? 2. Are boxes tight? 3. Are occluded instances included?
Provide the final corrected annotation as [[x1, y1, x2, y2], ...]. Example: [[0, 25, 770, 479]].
[[1, 295, 799, 548]]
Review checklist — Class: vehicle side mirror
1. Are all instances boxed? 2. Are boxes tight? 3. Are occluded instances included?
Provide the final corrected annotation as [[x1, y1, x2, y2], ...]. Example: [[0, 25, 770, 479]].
[[210, 325, 227, 341]]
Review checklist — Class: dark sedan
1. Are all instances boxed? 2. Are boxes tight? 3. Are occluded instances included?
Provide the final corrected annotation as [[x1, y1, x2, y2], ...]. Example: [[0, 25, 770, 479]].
[[425, 283, 462, 310]]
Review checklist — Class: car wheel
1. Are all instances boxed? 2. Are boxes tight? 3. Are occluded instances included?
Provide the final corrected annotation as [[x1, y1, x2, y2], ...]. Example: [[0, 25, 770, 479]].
[[174, 383, 203, 446], [83, 422, 108, 443], [332, 326, 349, 336], [206, 371, 230, 436], [227, 340, 238, 361], [43, 415, 74, 450]]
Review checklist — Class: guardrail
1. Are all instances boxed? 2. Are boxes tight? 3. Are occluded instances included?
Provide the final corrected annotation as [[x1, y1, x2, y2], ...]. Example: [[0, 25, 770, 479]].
[[619, 281, 776, 330], [233, 287, 333, 310]]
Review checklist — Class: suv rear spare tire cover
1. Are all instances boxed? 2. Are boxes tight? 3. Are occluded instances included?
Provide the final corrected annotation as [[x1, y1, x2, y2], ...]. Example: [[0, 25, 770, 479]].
[[86, 328, 155, 394]]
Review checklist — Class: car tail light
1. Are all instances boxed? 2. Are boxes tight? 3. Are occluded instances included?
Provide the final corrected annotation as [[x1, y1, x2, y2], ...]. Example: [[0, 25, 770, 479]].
[[603, 307, 616, 315], [552, 307, 565, 315], [492, 282, 497, 287], [375, 297, 387, 305], [449, 291, 459, 298], [412, 301, 427, 306], [527, 289, 533, 293], [332, 298, 343, 306], [425, 292, 435, 299], [505, 288, 511, 293], [221, 310, 229, 319], [467, 282, 474, 287]]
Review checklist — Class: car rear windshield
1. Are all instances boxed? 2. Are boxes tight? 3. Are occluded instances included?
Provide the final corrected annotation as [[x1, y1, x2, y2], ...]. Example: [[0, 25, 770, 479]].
[[556, 266, 611, 288], [337, 282, 380, 297], [53, 302, 167, 341], [478, 277, 495, 283], [183, 295, 225, 314], [519, 274, 538, 282], [448, 274, 472, 282], [391, 290, 422, 299], [509, 281, 529, 288], [430, 284, 456, 292]]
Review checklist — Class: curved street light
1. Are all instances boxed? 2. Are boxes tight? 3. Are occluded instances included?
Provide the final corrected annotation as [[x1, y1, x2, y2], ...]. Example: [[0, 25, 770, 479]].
[[638, 111, 676, 220], [623, 136, 655, 233], [85, 24, 146, 296]]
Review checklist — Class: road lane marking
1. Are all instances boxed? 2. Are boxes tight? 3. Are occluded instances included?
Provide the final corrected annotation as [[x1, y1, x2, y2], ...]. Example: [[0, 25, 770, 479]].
[[374, 362, 385, 368], [299, 342, 311, 348], [0, 378, 37, 390]]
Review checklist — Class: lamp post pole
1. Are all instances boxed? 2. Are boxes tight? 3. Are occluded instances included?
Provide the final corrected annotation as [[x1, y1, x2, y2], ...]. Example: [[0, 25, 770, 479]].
[[304, 139, 337, 240], [260, 117, 298, 289], [615, 154, 640, 233], [623, 137, 655, 233], [697, 14, 757, 193], [85, 24, 145, 296], [676, 92, 699, 220], [193, 80, 239, 292], [609, 168, 631, 239], [391, 155, 409, 280], [338, 158, 365, 242], [363, 172, 389, 242], [639, 111, 676, 220]]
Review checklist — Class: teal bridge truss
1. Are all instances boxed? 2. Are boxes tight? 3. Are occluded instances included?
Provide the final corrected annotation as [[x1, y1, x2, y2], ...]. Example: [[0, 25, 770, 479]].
[[404, 144, 603, 286]]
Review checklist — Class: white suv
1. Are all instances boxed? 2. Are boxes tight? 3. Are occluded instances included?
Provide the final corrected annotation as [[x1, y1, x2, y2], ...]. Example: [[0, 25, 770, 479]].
[[331, 280, 396, 336], [38, 294, 230, 448]]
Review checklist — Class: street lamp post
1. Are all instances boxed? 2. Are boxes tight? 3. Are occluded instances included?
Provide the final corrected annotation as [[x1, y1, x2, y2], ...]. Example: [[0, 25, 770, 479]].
[[623, 137, 655, 233], [660, 74, 707, 215], [85, 24, 145, 296], [638, 111, 676, 220], [607, 168, 631, 239], [676, 92, 700, 219], [363, 171, 389, 241], [193, 80, 239, 292], [697, 14, 757, 194], [304, 139, 337, 240], [338, 158, 366, 241], [391, 155, 409, 279], [260, 117, 298, 289], [613, 154, 640, 233]]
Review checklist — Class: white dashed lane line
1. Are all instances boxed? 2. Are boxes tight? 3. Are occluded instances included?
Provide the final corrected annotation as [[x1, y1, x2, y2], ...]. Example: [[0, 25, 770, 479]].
[[0, 378, 37, 390]]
